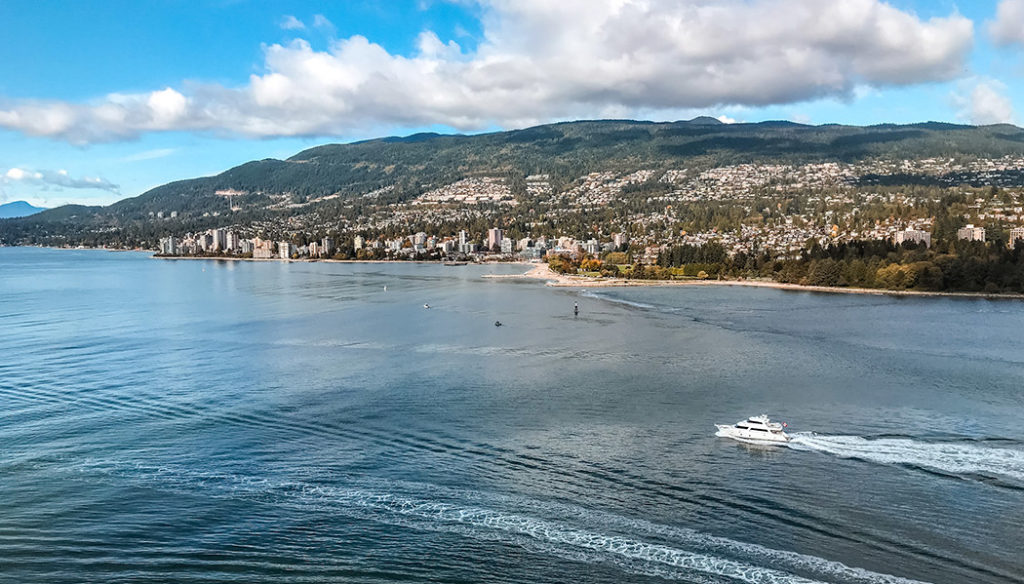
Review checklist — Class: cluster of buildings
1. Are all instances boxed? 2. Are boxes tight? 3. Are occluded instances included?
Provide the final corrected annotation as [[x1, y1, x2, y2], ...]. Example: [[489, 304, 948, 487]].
[[150, 155, 1024, 263], [948, 224, 1024, 246], [354, 228, 629, 260], [412, 178, 517, 206], [159, 228, 244, 255], [559, 170, 657, 207], [159, 229, 337, 260], [526, 175, 554, 197], [159, 226, 634, 262]]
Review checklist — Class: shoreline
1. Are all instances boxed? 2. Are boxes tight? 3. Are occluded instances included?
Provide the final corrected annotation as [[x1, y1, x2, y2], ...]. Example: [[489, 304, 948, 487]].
[[151, 254, 532, 266], [15, 247, 1023, 300], [485, 263, 1024, 300]]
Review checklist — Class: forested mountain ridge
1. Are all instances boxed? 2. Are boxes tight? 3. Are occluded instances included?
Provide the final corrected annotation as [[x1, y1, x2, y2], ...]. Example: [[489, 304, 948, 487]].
[[5, 118, 1024, 248]]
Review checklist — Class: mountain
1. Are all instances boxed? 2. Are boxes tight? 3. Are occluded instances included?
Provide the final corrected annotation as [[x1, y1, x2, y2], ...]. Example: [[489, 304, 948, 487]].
[[681, 116, 725, 126], [0, 201, 46, 219], [4, 118, 1024, 247], [103, 119, 1024, 216]]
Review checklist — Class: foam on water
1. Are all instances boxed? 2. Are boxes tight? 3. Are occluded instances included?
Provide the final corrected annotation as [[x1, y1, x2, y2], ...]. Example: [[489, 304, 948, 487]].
[[374, 503, 821, 584], [70, 461, 931, 584], [346, 490, 931, 584], [788, 434, 1024, 483], [580, 290, 661, 311]]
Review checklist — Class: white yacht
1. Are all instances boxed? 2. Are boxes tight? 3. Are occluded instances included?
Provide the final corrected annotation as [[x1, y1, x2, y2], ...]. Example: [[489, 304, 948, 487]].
[[715, 415, 790, 445]]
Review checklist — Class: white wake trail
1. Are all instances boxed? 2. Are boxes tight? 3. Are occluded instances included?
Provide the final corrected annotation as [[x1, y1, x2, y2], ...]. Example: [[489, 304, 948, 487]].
[[788, 434, 1024, 482], [73, 460, 934, 584], [333, 490, 931, 584]]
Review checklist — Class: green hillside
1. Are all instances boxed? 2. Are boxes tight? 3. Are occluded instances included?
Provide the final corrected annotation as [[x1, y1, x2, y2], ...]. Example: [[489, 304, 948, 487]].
[[4, 118, 1024, 247]]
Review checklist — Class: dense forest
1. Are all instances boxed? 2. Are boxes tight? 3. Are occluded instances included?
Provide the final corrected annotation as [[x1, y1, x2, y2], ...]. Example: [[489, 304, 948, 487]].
[[548, 236, 1024, 294]]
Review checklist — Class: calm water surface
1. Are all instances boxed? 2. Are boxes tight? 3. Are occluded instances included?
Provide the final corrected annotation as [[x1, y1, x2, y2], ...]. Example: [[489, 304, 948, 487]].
[[1, 247, 1022, 583]]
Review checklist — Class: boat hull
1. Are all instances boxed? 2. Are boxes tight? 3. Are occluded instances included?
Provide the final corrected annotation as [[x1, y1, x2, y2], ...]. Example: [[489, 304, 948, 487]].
[[715, 424, 790, 445]]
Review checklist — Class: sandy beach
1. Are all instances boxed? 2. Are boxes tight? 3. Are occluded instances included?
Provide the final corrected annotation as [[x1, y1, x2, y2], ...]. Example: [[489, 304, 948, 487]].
[[152, 253, 1024, 300], [485, 262, 1024, 300]]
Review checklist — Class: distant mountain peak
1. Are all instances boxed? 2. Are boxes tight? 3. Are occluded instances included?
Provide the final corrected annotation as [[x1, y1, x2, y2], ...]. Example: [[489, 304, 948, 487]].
[[0, 200, 46, 219], [685, 116, 726, 125]]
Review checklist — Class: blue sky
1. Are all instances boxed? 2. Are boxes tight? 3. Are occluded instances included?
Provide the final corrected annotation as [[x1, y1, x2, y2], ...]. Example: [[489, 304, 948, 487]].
[[2, 0, 1024, 207]]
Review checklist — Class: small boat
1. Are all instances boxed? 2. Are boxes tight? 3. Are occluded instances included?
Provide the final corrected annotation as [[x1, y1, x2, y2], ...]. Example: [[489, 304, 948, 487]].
[[715, 415, 790, 445], [444, 261, 468, 266], [494, 321, 503, 327], [423, 304, 430, 309]]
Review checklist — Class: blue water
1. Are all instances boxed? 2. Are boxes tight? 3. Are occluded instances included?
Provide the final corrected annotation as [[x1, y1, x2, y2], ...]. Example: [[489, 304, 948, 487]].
[[1, 247, 1023, 584]]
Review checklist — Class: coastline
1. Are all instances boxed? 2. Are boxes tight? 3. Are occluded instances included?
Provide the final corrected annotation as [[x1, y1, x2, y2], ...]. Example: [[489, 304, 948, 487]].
[[485, 262, 1024, 300], [151, 253, 533, 267], [40, 248, 1024, 300]]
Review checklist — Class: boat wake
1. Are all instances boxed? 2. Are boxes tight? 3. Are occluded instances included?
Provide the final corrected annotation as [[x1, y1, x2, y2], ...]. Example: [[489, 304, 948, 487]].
[[70, 461, 930, 584], [579, 290, 663, 311], [787, 434, 1024, 484]]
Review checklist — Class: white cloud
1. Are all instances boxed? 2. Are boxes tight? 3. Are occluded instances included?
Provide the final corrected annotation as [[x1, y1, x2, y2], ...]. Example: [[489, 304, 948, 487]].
[[0, 0, 975, 143], [716, 115, 738, 124], [280, 15, 306, 31], [312, 14, 335, 33], [989, 0, 1024, 45], [146, 88, 188, 127], [953, 79, 1016, 125], [2, 167, 120, 193], [5, 168, 29, 181]]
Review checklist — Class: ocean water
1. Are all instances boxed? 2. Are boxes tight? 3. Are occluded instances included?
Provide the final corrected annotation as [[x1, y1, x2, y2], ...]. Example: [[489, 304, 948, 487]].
[[1, 247, 1022, 584]]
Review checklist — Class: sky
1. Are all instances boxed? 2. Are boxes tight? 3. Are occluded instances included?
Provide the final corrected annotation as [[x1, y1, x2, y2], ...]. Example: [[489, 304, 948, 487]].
[[3, 0, 1024, 208]]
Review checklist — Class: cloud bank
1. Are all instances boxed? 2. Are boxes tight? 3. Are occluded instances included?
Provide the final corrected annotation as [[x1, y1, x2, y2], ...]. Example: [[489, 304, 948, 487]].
[[954, 79, 1016, 125], [989, 0, 1024, 45], [3, 168, 120, 193], [0, 0, 974, 144]]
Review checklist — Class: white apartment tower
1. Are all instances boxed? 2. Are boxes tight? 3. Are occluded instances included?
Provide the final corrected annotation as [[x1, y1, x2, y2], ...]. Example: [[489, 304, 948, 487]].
[[278, 241, 293, 259], [212, 228, 227, 251], [957, 224, 986, 242], [487, 228, 504, 250], [894, 227, 931, 248], [159, 236, 177, 255], [1010, 227, 1024, 248]]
